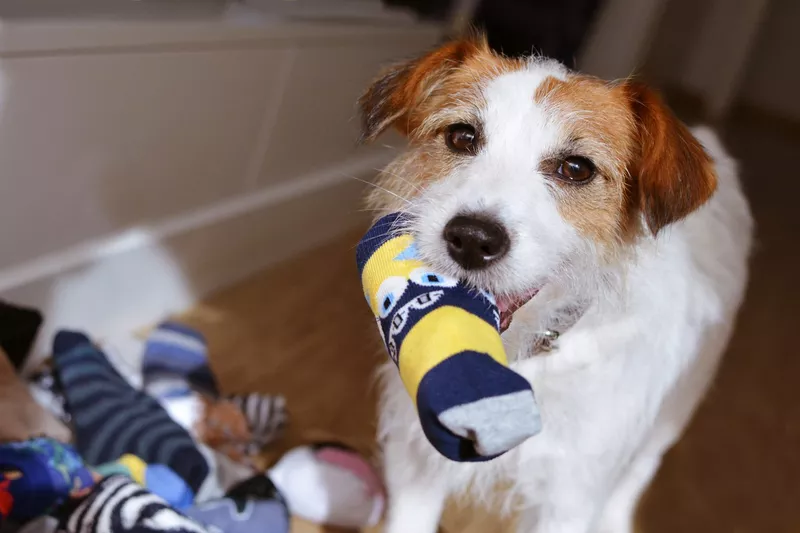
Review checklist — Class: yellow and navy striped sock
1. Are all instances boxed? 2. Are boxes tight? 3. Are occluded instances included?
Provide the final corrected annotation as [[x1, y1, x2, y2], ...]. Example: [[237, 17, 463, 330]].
[[357, 213, 542, 462]]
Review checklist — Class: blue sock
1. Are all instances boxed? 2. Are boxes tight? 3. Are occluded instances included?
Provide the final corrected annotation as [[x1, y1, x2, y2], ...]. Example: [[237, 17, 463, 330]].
[[185, 476, 289, 533], [143, 322, 219, 398], [52, 331, 210, 494], [0, 437, 95, 521]]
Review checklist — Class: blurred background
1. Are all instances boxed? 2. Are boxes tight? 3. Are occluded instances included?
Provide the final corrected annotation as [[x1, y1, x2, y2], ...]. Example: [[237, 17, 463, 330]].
[[0, 0, 797, 532]]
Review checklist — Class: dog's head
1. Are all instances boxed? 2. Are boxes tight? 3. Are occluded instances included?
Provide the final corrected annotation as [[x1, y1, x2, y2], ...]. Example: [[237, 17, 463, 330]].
[[359, 35, 717, 318]]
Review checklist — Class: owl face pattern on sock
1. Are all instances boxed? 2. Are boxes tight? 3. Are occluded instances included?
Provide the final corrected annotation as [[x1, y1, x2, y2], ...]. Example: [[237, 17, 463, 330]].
[[357, 213, 542, 462]]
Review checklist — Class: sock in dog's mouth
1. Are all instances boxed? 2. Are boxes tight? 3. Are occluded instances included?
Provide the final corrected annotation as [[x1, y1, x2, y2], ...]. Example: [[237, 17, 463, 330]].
[[496, 288, 540, 332]]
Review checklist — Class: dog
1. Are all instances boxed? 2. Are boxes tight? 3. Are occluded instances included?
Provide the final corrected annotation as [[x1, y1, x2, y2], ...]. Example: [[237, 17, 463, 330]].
[[357, 35, 753, 533]]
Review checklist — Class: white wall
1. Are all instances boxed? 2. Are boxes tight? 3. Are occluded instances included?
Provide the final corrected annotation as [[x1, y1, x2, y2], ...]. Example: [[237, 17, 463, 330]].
[[0, 5, 439, 365]]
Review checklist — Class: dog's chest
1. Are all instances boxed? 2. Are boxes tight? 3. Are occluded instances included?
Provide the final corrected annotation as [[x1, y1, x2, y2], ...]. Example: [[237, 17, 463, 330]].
[[502, 310, 659, 462]]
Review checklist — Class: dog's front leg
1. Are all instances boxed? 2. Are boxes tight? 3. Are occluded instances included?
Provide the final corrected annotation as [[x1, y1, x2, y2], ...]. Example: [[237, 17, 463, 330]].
[[516, 481, 600, 533], [382, 437, 448, 533], [383, 478, 448, 533]]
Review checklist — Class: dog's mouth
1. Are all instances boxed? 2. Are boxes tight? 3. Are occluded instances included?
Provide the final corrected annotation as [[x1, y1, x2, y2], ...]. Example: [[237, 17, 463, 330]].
[[496, 288, 539, 332]]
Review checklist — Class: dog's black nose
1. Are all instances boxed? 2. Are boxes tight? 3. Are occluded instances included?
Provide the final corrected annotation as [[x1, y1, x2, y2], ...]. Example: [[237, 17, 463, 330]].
[[444, 215, 510, 270]]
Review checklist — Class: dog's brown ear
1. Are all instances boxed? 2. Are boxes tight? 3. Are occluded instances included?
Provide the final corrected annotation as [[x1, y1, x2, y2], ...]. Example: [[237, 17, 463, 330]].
[[358, 36, 487, 143], [623, 82, 717, 235]]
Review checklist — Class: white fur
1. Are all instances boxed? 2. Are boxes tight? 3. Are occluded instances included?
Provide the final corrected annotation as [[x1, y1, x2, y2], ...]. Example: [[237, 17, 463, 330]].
[[377, 61, 753, 533]]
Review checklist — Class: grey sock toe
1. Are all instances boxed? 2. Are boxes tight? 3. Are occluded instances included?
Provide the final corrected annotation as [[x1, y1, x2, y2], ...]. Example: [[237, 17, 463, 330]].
[[438, 390, 542, 456]]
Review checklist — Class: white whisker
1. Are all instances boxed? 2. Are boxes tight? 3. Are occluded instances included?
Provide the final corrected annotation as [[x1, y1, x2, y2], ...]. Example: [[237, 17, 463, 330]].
[[339, 173, 413, 206]]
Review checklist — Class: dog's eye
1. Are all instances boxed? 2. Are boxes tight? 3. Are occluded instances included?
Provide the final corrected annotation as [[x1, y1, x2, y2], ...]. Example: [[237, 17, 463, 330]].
[[556, 156, 595, 183], [445, 124, 478, 155]]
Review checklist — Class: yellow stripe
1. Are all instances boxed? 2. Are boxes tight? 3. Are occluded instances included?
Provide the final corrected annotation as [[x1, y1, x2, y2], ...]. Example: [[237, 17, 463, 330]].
[[117, 454, 147, 484], [360, 234, 423, 315], [398, 306, 508, 402]]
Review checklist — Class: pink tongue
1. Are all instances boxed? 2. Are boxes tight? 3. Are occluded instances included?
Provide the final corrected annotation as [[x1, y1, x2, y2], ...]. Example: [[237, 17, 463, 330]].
[[496, 289, 539, 332]]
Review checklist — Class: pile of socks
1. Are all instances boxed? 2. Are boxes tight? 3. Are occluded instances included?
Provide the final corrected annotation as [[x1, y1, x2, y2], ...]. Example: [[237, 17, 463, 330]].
[[56, 474, 290, 533], [7, 325, 387, 532], [1, 435, 289, 532]]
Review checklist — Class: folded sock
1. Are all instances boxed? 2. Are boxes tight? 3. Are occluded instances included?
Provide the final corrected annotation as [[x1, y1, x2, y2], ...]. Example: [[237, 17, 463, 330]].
[[0, 437, 95, 521], [185, 475, 289, 533], [225, 394, 287, 449], [52, 331, 210, 494], [94, 455, 194, 511], [268, 443, 385, 529], [58, 475, 209, 533], [143, 323, 219, 399]]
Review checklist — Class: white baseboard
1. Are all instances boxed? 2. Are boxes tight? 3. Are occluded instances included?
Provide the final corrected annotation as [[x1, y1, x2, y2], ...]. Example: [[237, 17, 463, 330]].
[[1, 152, 390, 368]]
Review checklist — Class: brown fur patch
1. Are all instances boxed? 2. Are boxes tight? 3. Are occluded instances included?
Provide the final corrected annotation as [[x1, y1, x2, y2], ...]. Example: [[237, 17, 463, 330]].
[[361, 36, 525, 212], [623, 82, 717, 234], [533, 75, 564, 104], [358, 35, 523, 143], [536, 75, 717, 243], [536, 75, 637, 245]]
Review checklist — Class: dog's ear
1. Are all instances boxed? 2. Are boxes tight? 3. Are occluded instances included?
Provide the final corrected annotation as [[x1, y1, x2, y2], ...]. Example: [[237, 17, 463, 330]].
[[623, 82, 717, 235], [358, 36, 488, 143]]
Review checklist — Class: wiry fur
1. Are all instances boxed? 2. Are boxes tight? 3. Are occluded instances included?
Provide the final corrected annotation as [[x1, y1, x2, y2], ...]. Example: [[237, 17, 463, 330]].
[[361, 38, 753, 533]]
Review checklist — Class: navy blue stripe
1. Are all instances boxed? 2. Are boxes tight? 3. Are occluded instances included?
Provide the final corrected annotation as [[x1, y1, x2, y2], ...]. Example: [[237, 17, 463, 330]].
[[382, 287, 499, 355], [92, 401, 167, 464], [415, 351, 532, 463], [356, 212, 410, 274]]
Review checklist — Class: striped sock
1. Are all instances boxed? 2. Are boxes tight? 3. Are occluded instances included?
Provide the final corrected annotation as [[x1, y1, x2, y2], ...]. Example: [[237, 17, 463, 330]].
[[356, 212, 542, 462], [52, 331, 210, 494], [226, 394, 287, 449], [58, 475, 208, 533], [143, 323, 219, 399]]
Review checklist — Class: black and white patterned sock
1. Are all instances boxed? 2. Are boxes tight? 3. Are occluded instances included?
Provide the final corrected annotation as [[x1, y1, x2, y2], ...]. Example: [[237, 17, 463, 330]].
[[57, 476, 209, 533], [226, 394, 287, 450]]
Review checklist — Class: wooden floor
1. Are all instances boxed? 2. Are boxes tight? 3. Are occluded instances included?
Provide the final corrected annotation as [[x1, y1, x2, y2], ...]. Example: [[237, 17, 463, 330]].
[[178, 112, 800, 532]]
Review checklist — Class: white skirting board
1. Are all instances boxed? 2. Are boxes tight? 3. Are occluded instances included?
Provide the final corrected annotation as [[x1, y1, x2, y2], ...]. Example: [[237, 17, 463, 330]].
[[0, 152, 390, 369]]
